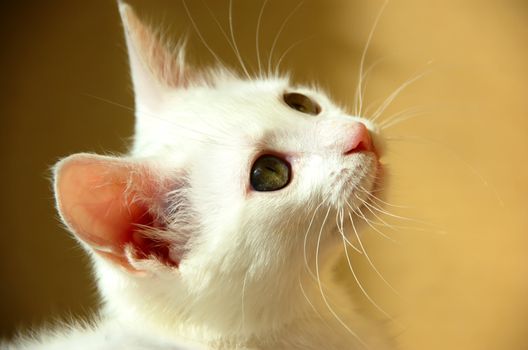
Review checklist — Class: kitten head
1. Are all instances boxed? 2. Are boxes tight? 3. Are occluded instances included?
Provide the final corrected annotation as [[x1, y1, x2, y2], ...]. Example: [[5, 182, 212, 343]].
[[53, 3, 381, 335]]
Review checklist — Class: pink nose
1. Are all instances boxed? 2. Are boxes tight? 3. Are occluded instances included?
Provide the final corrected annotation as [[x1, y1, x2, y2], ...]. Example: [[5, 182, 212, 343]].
[[344, 122, 374, 155]]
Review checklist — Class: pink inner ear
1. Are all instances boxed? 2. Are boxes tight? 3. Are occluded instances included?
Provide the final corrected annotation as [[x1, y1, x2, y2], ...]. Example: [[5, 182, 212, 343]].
[[54, 154, 177, 271]]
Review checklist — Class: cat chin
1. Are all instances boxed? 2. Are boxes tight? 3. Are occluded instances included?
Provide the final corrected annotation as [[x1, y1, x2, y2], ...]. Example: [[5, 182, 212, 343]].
[[326, 153, 379, 210]]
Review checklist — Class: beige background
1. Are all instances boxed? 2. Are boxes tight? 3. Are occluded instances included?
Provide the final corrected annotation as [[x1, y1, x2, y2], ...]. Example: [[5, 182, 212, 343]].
[[1, 1, 527, 349]]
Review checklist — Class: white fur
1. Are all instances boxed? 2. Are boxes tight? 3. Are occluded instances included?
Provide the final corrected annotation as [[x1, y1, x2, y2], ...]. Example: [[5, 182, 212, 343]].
[[6, 4, 391, 349], [95, 77, 388, 349]]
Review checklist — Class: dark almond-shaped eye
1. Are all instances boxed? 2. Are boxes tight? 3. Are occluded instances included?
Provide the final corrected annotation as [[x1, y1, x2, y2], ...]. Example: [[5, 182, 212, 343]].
[[283, 92, 320, 115], [250, 155, 291, 192]]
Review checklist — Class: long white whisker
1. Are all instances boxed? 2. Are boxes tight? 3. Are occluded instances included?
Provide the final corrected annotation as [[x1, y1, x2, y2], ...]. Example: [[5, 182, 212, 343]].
[[338, 207, 344, 231], [384, 135, 505, 207], [363, 194, 430, 226], [364, 202, 446, 235], [200, 1, 235, 50], [304, 201, 325, 279], [378, 105, 422, 124], [241, 270, 249, 332], [299, 277, 327, 324], [182, 0, 226, 67], [355, 191, 395, 214], [336, 208, 362, 253], [348, 208, 400, 296], [267, 0, 305, 75], [354, 195, 431, 233], [228, 0, 251, 78], [363, 96, 386, 119], [380, 111, 426, 130], [276, 36, 312, 74], [355, 0, 388, 116], [357, 186, 411, 209], [255, 0, 269, 77], [315, 206, 368, 348], [378, 105, 425, 128], [370, 70, 429, 122], [355, 205, 434, 233], [351, 202, 397, 243], [343, 211, 398, 317], [354, 57, 385, 116], [358, 194, 408, 227]]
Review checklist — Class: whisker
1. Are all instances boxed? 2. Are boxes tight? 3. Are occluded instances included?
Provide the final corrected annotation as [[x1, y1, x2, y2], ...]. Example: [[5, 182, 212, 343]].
[[355, 192, 393, 214], [267, 0, 305, 75], [298, 277, 328, 325], [182, 0, 226, 67], [315, 206, 368, 348], [378, 106, 426, 129], [370, 69, 430, 122], [357, 186, 411, 209], [355, 0, 389, 116], [363, 95, 386, 119], [200, 0, 235, 51], [255, 0, 269, 77], [336, 208, 362, 253], [241, 270, 249, 332], [354, 194, 436, 234], [343, 211, 398, 317], [228, 0, 252, 78], [356, 210, 435, 234], [354, 57, 385, 116], [348, 209, 402, 311], [352, 203, 397, 243], [276, 36, 313, 75], [200, 0, 255, 78], [380, 111, 426, 130], [303, 201, 325, 279], [384, 135, 505, 207], [361, 198, 436, 228]]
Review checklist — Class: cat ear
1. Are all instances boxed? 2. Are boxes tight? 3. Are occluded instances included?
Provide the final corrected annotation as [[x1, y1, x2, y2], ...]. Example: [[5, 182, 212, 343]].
[[118, 2, 187, 109], [53, 153, 183, 273]]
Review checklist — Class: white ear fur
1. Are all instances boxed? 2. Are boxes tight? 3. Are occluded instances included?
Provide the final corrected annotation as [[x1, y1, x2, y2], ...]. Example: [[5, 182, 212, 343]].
[[118, 2, 186, 109]]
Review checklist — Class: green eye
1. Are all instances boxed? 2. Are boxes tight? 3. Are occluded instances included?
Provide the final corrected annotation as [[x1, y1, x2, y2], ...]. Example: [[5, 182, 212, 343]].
[[250, 155, 291, 192], [283, 92, 321, 115]]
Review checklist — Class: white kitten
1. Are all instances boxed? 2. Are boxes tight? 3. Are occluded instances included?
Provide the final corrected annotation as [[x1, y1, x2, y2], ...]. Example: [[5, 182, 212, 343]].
[[6, 3, 391, 349]]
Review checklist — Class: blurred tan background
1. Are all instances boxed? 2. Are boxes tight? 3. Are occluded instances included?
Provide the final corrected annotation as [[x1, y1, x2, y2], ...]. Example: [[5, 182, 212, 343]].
[[1, 1, 527, 349]]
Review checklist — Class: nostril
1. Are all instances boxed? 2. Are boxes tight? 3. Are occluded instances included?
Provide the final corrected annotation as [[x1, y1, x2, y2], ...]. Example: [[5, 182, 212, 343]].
[[345, 140, 369, 154], [343, 123, 374, 155]]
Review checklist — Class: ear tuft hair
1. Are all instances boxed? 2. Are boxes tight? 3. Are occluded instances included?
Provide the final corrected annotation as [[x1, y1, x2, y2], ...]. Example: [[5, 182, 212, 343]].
[[53, 153, 189, 272]]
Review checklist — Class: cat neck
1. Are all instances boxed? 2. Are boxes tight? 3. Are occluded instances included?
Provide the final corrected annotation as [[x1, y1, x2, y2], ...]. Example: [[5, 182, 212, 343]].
[[96, 251, 360, 346], [107, 279, 365, 349]]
